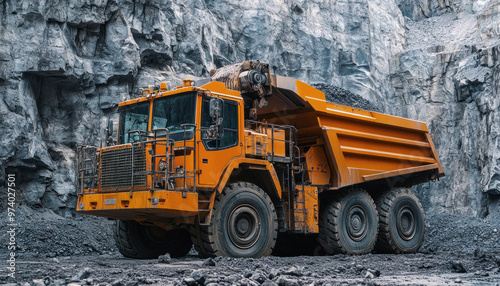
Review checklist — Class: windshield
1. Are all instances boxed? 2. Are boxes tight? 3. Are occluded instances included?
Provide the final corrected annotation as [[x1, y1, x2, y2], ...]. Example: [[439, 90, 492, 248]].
[[152, 92, 197, 141], [118, 102, 150, 144]]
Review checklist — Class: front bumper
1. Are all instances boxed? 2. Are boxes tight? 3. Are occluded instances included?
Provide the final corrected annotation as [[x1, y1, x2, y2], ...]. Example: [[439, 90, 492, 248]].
[[77, 190, 198, 221]]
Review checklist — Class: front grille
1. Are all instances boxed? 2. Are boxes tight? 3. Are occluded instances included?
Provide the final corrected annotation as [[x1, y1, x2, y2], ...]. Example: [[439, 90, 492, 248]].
[[100, 145, 147, 190]]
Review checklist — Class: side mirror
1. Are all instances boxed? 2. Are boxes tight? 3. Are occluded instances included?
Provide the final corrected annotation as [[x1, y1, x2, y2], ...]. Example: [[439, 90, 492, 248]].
[[107, 119, 114, 137], [106, 119, 116, 146], [209, 98, 223, 118], [203, 98, 224, 141]]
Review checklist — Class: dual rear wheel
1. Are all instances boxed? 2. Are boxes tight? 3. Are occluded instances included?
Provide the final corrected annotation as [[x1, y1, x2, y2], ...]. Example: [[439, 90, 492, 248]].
[[375, 188, 425, 254], [318, 187, 425, 255]]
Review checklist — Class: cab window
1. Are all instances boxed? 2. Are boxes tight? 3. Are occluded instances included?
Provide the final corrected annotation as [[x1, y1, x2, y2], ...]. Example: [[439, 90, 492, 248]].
[[201, 98, 238, 150], [152, 92, 197, 141], [118, 102, 150, 144]]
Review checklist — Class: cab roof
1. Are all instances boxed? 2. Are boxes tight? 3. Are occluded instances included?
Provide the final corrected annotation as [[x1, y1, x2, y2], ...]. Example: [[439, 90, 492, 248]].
[[118, 81, 242, 108]]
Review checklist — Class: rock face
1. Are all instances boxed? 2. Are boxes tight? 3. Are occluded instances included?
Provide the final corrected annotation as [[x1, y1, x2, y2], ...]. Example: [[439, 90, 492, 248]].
[[386, 1, 500, 216], [0, 0, 498, 217]]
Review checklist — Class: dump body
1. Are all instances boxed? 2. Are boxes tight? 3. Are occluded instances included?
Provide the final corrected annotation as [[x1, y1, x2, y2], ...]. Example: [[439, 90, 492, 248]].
[[260, 75, 444, 190]]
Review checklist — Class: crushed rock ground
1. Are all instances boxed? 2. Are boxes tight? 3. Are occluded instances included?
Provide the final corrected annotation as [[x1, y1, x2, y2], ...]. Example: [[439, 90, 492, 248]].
[[1, 205, 499, 285]]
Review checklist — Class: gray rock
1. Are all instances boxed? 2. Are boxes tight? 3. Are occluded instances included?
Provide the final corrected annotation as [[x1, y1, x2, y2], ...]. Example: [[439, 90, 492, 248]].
[[355, 265, 365, 273], [158, 253, 171, 264], [32, 279, 48, 286], [183, 277, 197, 286], [71, 267, 92, 281], [365, 269, 381, 278], [250, 270, 268, 284], [451, 261, 467, 273], [275, 276, 300, 286], [364, 271, 375, 279], [190, 269, 208, 285], [202, 258, 216, 267], [283, 266, 303, 277], [240, 278, 260, 286], [225, 274, 244, 284]]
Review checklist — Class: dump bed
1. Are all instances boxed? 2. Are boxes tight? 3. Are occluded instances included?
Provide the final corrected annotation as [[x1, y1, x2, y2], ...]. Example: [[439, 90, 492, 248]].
[[259, 75, 444, 190]]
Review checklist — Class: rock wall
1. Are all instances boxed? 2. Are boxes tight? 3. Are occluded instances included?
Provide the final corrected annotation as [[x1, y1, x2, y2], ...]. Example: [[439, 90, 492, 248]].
[[386, 1, 500, 216], [0, 0, 498, 217]]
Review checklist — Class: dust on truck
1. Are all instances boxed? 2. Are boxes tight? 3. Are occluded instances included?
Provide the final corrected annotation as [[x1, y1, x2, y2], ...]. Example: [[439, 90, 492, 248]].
[[76, 61, 444, 258]]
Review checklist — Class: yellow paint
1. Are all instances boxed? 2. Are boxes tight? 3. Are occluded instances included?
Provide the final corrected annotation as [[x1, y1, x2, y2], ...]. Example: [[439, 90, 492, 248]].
[[292, 186, 319, 233], [77, 190, 198, 220], [304, 145, 330, 185]]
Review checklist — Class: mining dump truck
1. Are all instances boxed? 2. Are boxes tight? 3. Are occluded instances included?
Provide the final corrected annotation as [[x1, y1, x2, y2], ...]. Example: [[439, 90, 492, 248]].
[[76, 61, 444, 258]]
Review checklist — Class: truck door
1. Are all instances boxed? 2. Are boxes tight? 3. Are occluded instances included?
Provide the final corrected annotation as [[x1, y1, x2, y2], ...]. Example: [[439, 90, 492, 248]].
[[197, 97, 242, 187]]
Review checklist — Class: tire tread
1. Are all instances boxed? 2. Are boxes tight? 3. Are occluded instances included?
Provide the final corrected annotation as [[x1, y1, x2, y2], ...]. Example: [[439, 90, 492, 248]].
[[318, 189, 378, 255], [375, 188, 425, 254], [190, 182, 277, 258]]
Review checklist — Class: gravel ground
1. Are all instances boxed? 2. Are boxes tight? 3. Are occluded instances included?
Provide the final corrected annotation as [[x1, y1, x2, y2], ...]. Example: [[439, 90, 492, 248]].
[[1, 205, 499, 285], [0, 206, 116, 260]]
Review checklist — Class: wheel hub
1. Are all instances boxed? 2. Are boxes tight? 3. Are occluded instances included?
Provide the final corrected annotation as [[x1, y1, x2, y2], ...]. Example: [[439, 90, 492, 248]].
[[346, 205, 367, 241], [397, 206, 416, 240], [228, 205, 261, 249]]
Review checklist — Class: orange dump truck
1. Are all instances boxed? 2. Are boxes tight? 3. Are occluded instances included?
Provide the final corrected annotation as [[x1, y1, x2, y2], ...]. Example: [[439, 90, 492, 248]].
[[76, 61, 443, 258]]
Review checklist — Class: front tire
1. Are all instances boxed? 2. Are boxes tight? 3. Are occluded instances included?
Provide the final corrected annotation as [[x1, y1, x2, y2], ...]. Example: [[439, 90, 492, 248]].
[[114, 220, 193, 259], [375, 188, 425, 254], [319, 189, 378, 255], [193, 182, 278, 258]]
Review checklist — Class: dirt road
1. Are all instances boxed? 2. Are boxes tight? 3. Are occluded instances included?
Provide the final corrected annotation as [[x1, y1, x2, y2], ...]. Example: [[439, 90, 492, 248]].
[[1, 207, 499, 285], [2, 251, 500, 285]]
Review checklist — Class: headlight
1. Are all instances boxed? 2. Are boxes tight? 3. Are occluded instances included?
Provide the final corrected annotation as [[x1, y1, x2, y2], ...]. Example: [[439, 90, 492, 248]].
[[158, 159, 167, 171]]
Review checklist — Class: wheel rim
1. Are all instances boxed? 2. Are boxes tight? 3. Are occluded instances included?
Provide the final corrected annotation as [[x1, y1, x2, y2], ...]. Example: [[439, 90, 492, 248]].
[[346, 205, 368, 241], [397, 206, 416, 241], [227, 204, 261, 249]]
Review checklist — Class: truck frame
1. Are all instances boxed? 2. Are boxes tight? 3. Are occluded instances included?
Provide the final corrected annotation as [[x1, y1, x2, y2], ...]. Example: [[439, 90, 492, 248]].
[[76, 61, 444, 258]]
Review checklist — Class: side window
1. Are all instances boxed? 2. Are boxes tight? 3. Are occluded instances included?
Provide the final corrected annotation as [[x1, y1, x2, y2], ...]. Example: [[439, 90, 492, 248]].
[[201, 98, 238, 150]]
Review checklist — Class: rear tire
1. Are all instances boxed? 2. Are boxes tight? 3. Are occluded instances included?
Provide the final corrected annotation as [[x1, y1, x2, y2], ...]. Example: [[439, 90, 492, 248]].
[[375, 188, 425, 254], [319, 189, 378, 255], [191, 182, 278, 258], [114, 220, 192, 259]]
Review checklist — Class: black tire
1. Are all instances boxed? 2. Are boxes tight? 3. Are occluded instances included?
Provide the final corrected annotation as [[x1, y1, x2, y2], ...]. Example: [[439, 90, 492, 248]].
[[114, 220, 193, 259], [319, 189, 378, 255], [188, 218, 210, 258], [375, 188, 425, 254], [193, 182, 278, 258]]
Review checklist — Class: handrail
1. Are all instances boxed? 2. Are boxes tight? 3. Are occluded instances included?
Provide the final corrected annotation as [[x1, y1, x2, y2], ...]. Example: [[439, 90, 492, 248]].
[[76, 146, 99, 196], [181, 123, 198, 197], [245, 120, 298, 163]]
